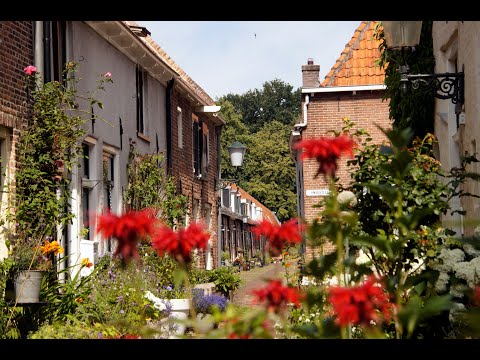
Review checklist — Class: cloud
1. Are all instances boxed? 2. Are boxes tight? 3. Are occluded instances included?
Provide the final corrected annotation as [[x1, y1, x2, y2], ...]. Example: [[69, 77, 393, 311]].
[[138, 21, 361, 99]]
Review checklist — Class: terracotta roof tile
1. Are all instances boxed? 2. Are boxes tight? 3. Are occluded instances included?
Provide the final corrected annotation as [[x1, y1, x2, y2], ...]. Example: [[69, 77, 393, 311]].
[[230, 184, 279, 225], [321, 21, 385, 87]]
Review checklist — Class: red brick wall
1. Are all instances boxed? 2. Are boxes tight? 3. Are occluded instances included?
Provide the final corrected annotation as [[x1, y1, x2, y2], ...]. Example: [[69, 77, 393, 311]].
[[170, 87, 220, 269], [0, 21, 34, 193], [301, 90, 391, 258]]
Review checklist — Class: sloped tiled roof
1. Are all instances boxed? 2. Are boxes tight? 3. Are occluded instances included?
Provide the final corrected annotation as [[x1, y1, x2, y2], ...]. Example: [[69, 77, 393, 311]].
[[321, 21, 385, 87], [231, 184, 279, 225], [123, 21, 216, 106]]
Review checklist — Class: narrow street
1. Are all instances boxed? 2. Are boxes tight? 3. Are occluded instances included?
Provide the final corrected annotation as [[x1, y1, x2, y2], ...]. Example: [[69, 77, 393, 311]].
[[232, 260, 299, 307]]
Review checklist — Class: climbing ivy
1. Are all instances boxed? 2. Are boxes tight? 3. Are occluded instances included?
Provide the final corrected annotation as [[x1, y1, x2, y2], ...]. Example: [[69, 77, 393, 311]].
[[123, 142, 188, 228], [375, 21, 435, 141]]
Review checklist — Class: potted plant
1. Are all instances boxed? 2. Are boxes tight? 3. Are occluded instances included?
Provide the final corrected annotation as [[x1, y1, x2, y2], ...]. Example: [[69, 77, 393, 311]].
[[7, 235, 64, 303]]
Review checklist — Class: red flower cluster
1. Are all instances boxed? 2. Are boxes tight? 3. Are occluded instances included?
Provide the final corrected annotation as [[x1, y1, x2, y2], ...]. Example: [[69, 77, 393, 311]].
[[294, 135, 355, 177], [96, 209, 156, 263], [152, 222, 210, 264], [252, 279, 303, 313], [327, 275, 393, 327], [252, 218, 303, 257]]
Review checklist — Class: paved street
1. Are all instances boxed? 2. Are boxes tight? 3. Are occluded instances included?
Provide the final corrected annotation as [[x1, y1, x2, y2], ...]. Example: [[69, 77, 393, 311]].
[[232, 260, 298, 307]]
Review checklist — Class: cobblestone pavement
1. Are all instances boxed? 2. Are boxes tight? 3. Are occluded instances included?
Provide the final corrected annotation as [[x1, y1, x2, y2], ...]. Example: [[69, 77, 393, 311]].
[[232, 260, 298, 307]]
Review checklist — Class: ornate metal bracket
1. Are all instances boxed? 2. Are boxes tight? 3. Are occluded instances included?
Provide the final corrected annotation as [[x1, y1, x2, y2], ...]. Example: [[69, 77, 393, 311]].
[[399, 64, 465, 127]]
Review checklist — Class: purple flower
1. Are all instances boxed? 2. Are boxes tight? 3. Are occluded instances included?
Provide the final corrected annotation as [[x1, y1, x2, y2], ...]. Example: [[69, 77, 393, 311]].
[[120, 309, 124, 314], [117, 295, 123, 302], [193, 293, 228, 314]]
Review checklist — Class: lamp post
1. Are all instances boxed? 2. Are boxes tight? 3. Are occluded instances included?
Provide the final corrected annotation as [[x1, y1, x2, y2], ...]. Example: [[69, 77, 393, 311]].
[[381, 21, 465, 126], [217, 141, 247, 268], [215, 141, 247, 190]]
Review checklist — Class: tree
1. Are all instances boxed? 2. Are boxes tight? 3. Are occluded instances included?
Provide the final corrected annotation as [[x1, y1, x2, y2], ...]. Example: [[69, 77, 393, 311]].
[[222, 79, 301, 133], [218, 98, 251, 181], [241, 121, 297, 222], [375, 21, 435, 141]]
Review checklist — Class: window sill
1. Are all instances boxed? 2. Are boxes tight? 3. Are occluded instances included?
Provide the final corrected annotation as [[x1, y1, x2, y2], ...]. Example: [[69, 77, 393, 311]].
[[137, 132, 151, 143]]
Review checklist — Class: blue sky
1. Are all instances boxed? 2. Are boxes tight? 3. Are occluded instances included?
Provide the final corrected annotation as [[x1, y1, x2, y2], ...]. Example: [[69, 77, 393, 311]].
[[137, 21, 361, 100]]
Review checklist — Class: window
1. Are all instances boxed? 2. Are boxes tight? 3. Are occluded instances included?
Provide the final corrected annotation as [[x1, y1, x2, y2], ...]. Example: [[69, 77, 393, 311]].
[[201, 122, 209, 177], [103, 151, 115, 252], [81, 143, 92, 240], [177, 107, 183, 149], [51, 21, 66, 83], [192, 114, 199, 176], [222, 188, 230, 208], [192, 198, 200, 222], [192, 114, 209, 179], [204, 203, 211, 230], [136, 65, 145, 135], [42, 21, 66, 83]]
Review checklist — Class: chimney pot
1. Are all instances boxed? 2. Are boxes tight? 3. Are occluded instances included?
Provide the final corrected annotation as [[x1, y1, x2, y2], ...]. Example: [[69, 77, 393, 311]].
[[302, 58, 320, 88]]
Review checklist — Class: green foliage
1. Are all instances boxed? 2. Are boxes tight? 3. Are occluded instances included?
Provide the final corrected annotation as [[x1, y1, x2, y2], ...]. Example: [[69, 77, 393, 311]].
[[209, 266, 242, 298], [221, 79, 301, 133], [29, 319, 121, 339], [10, 62, 111, 241], [123, 144, 188, 227], [375, 21, 435, 140], [241, 121, 297, 221]]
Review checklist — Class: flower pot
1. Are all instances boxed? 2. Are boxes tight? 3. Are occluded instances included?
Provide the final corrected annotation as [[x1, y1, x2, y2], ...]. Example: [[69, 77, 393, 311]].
[[14, 270, 45, 303], [160, 298, 191, 338]]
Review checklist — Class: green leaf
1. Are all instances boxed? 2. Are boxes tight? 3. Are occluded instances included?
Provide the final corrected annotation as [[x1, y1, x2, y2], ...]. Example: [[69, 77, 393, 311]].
[[173, 266, 187, 290]]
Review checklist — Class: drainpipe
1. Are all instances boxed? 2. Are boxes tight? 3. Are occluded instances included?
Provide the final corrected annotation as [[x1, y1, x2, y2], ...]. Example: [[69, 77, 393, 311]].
[[216, 125, 224, 268], [34, 21, 44, 79], [43, 21, 51, 83], [166, 78, 175, 174], [296, 94, 309, 128]]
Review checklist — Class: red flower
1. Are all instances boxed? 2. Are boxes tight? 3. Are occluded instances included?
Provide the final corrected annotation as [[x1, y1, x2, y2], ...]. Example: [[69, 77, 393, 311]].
[[252, 279, 303, 313], [294, 135, 355, 177], [252, 218, 303, 257], [474, 285, 480, 306], [24, 65, 37, 75], [327, 275, 393, 327], [152, 222, 210, 264], [96, 209, 156, 263]]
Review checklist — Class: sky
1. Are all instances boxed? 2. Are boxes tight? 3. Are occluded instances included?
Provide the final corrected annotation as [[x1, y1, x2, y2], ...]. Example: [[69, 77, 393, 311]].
[[137, 21, 361, 100]]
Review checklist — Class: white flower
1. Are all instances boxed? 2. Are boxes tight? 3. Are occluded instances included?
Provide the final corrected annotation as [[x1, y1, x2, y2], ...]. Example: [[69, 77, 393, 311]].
[[449, 283, 466, 299], [337, 191, 357, 208], [355, 249, 371, 265], [144, 290, 168, 311], [449, 302, 466, 323], [434, 272, 450, 293], [433, 248, 465, 272], [463, 244, 480, 257], [453, 256, 480, 288]]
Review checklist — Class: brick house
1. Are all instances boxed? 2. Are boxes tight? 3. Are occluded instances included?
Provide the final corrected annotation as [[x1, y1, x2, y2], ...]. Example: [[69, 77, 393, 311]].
[[0, 21, 227, 271], [219, 183, 277, 268], [0, 21, 34, 259], [290, 21, 392, 258]]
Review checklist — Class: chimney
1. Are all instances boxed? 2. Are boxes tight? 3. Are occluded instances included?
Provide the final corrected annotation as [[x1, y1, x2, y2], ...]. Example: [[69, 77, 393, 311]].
[[302, 58, 320, 88]]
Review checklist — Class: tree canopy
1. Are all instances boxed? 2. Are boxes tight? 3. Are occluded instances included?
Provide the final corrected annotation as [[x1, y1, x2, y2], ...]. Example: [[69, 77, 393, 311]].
[[218, 82, 299, 222]]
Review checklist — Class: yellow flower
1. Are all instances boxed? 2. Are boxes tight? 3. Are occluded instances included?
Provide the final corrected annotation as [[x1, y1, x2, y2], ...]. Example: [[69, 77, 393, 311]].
[[82, 258, 93, 268], [40, 240, 64, 255], [75, 297, 84, 303]]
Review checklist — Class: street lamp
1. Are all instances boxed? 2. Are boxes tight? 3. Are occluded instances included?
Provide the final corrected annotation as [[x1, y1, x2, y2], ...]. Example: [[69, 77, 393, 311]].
[[216, 141, 247, 190], [381, 21, 464, 125], [217, 141, 247, 268]]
